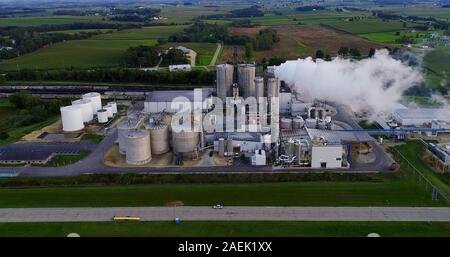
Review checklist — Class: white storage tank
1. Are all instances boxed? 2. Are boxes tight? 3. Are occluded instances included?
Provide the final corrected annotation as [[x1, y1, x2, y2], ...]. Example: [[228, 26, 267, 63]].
[[97, 109, 108, 124], [305, 118, 317, 128], [103, 104, 113, 118], [60, 105, 84, 132], [146, 122, 170, 155], [107, 102, 118, 114], [280, 118, 293, 130], [72, 99, 94, 123], [125, 130, 152, 165], [293, 117, 305, 129], [82, 92, 102, 112]]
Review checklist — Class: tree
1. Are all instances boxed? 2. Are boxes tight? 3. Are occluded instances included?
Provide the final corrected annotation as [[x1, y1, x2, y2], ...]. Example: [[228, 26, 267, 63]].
[[161, 48, 188, 66], [124, 45, 160, 68], [0, 75, 6, 84], [368, 48, 376, 58], [349, 48, 361, 57], [315, 49, 324, 59], [0, 131, 8, 140], [338, 47, 349, 56], [324, 54, 331, 61], [245, 42, 253, 59]]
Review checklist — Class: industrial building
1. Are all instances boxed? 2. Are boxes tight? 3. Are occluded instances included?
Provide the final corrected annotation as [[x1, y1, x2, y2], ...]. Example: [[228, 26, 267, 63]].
[[427, 142, 450, 172], [391, 108, 450, 127]]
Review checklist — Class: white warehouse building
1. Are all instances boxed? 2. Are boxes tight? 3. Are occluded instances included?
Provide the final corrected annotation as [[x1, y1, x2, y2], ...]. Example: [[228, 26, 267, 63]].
[[392, 108, 450, 126], [311, 144, 343, 168]]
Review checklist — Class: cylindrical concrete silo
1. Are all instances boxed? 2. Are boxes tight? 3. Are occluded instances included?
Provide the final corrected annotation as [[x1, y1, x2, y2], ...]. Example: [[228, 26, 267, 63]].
[[216, 64, 234, 102], [172, 124, 199, 154], [125, 130, 151, 165], [97, 109, 108, 124], [103, 104, 113, 118], [255, 77, 264, 100], [107, 102, 118, 114], [218, 138, 225, 156], [72, 99, 94, 123], [117, 121, 136, 154], [267, 77, 280, 99], [238, 64, 256, 98], [146, 122, 170, 155], [82, 92, 102, 113], [305, 118, 317, 129], [60, 105, 84, 132]]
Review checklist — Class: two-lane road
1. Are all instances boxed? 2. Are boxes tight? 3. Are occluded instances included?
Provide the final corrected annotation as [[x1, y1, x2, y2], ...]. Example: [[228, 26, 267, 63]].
[[0, 207, 449, 222]]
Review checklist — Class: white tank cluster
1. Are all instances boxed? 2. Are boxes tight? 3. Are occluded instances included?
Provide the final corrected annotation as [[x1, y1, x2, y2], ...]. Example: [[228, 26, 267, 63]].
[[60, 92, 117, 131]]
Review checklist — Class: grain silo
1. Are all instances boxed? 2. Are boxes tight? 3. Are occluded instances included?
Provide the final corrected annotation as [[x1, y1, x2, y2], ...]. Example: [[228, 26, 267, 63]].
[[97, 109, 108, 124], [305, 118, 317, 128], [60, 105, 84, 132], [117, 121, 137, 154], [216, 64, 234, 102], [125, 130, 152, 165], [267, 77, 280, 99], [172, 124, 199, 154], [72, 99, 93, 123], [238, 64, 256, 98], [254, 77, 264, 100], [82, 92, 102, 112], [146, 122, 170, 155], [107, 102, 118, 114], [103, 104, 113, 118]]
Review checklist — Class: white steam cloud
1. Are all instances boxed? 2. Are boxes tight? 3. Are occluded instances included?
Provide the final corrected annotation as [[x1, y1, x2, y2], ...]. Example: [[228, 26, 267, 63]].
[[274, 49, 422, 114]]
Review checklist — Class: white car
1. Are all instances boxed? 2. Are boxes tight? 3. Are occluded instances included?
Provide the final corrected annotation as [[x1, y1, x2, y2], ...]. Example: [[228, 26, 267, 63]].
[[212, 204, 223, 209]]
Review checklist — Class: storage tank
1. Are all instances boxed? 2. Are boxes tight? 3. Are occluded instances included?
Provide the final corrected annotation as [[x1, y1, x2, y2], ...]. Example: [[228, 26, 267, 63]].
[[226, 139, 234, 156], [107, 102, 118, 114], [117, 121, 137, 154], [146, 122, 170, 155], [103, 104, 113, 118], [305, 118, 317, 128], [172, 125, 200, 154], [293, 117, 305, 129], [97, 109, 108, 124], [218, 138, 225, 156], [72, 99, 93, 123], [82, 92, 102, 112], [280, 118, 293, 130], [255, 77, 264, 100], [267, 77, 280, 99], [125, 130, 151, 165], [238, 64, 256, 98], [216, 64, 234, 102], [60, 105, 84, 132]]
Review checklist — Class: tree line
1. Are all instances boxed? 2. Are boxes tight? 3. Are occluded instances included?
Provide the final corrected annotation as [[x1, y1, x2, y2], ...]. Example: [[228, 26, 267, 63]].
[[124, 45, 188, 68], [5, 68, 215, 85]]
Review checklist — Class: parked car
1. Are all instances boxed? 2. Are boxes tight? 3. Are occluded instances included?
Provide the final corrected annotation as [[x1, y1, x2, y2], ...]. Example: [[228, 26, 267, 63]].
[[212, 204, 223, 209]]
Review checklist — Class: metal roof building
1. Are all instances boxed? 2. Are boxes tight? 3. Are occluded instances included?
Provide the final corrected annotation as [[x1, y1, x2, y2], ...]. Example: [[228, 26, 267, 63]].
[[144, 88, 213, 113], [306, 128, 374, 144], [392, 108, 450, 126]]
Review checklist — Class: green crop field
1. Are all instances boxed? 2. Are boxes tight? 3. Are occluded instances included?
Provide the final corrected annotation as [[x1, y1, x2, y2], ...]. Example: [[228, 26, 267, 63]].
[[374, 6, 450, 20], [423, 46, 450, 88], [47, 29, 115, 35], [0, 221, 449, 237], [0, 16, 105, 27], [0, 25, 191, 71]]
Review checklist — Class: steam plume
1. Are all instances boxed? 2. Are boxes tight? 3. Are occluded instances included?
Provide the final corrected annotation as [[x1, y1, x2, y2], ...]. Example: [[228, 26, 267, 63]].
[[274, 49, 422, 114]]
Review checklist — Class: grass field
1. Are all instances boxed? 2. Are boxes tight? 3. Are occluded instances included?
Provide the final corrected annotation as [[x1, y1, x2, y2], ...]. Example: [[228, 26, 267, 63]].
[[394, 140, 450, 195], [423, 46, 450, 88], [34, 151, 91, 167], [0, 172, 445, 207], [161, 42, 219, 66], [0, 221, 449, 237], [80, 134, 104, 144], [0, 16, 105, 27]]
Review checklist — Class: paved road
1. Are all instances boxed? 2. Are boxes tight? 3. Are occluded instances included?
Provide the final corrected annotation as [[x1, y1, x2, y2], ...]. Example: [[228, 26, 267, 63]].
[[0, 207, 449, 222], [210, 43, 222, 66]]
